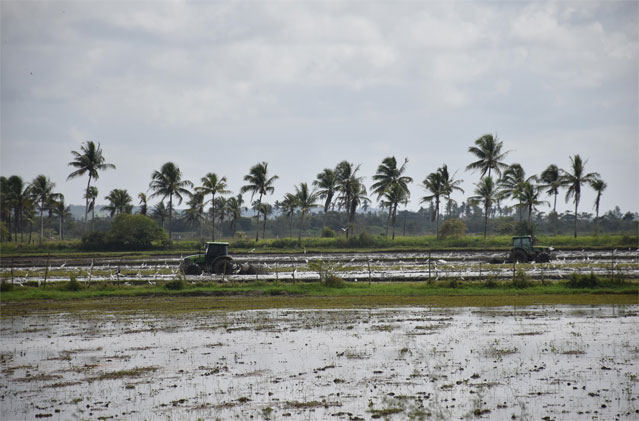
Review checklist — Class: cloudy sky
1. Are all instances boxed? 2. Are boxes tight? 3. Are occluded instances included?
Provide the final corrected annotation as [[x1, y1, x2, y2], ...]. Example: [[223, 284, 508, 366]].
[[1, 1, 637, 215]]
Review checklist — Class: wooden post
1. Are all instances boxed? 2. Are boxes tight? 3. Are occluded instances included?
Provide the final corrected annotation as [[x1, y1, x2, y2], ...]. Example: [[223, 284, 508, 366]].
[[611, 250, 615, 281], [44, 253, 50, 285], [428, 251, 431, 282], [367, 260, 372, 285], [512, 259, 516, 280], [479, 262, 482, 280], [276, 261, 279, 281], [10, 258, 14, 285]]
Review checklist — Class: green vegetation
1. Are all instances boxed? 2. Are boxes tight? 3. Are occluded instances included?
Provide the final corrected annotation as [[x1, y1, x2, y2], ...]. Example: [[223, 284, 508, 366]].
[[1, 278, 636, 316]]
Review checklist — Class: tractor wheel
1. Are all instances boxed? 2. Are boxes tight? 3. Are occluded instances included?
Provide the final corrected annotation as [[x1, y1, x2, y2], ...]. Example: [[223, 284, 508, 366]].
[[182, 262, 203, 275], [513, 249, 528, 263], [536, 252, 550, 263], [213, 258, 233, 274]]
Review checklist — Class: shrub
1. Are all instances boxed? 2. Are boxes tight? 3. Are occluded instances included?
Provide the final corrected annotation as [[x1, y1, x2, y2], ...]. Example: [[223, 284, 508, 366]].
[[440, 218, 466, 239], [165, 278, 185, 290], [324, 274, 344, 288], [514, 221, 536, 237], [484, 278, 499, 289], [0, 281, 14, 292], [567, 273, 600, 288], [81, 214, 167, 251], [65, 275, 82, 291], [81, 231, 108, 251], [511, 270, 530, 288], [321, 227, 336, 238]]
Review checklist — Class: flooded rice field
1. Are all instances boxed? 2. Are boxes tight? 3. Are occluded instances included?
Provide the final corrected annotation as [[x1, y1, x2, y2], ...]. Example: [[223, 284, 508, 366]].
[[2, 249, 638, 284], [1, 305, 638, 420]]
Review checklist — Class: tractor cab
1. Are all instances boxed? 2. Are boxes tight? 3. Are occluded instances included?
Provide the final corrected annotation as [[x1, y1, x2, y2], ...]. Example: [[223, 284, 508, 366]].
[[181, 242, 235, 275], [510, 235, 553, 263]]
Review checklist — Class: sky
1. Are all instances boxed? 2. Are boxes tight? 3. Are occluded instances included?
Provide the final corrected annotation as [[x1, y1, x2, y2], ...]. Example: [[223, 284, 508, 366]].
[[1, 1, 638, 216]]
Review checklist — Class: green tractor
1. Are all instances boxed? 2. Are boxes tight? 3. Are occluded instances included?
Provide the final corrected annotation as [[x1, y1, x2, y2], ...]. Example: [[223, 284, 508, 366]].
[[509, 235, 554, 263], [180, 242, 237, 275]]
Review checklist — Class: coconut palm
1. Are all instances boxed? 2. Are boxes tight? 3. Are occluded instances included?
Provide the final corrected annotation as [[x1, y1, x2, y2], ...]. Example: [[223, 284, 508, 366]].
[[5, 175, 30, 241], [84, 186, 99, 231], [294, 182, 319, 243], [499, 164, 535, 222], [561, 155, 599, 238], [103, 189, 133, 217], [335, 161, 365, 237], [241, 162, 278, 241], [381, 183, 408, 240], [213, 196, 230, 237], [67, 141, 116, 231], [469, 176, 498, 239], [227, 195, 246, 236], [148, 162, 193, 242], [151, 201, 168, 229], [518, 181, 547, 224], [52, 195, 71, 240], [371, 157, 413, 236], [439, 164, 464, 217], [183, 191, 205, 237], [421, 170, 445, 239], [275, 193, 299, 238], [539, 164, 563, 215], [196, 173, 230, 241], [29, 175, 60, 244], [313, 168, 338, 226], [256, 202, 273, 239], [466, 134, 510, 179], [138, 193, 148, 216], [590, 177, 607, 235]]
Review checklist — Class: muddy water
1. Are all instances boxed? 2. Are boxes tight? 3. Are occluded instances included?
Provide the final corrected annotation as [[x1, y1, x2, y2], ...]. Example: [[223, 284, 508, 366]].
[[1, 306, 638, 420]]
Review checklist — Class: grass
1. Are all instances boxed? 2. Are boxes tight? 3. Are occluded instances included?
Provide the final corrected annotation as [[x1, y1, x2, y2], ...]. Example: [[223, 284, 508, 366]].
[[1, 233, 636, 256], [1, 279, 636, 316]]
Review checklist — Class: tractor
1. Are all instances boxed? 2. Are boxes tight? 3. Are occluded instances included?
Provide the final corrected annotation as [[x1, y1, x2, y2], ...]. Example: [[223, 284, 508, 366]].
[[509, 235, 554, 263], [180, 242, 237, 275]]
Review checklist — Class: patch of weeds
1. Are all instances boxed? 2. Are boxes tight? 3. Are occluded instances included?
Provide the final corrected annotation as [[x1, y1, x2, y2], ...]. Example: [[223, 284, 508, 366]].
[[484, 278, 499, 288], [89, 366, 158, 382], [447, 279, 459, 288], [511, 270, 530, 288], [1, 280, 14, 292], [324, 274, 344, 288], [369, 407, 404, 418], [262, 406, 273, 418], [567, 273, 600, 288], [165, 278, 185, 290], [65, 275, 82, 291]]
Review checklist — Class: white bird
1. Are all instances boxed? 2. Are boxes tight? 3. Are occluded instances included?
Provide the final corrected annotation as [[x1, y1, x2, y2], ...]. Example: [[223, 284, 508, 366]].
[[60, 261, 66, 268], [249, 248, 256, 253], [438, 259, 447, 264]]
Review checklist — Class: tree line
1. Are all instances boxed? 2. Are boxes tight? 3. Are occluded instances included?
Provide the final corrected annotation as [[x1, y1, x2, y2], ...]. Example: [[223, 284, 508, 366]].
[[0, 134, 629, 245]]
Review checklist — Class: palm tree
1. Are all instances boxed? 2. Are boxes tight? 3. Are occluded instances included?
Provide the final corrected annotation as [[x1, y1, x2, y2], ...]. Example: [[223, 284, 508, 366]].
[[561, 155, 599, 238], [335, 161, 365, 237], [371, 157, 413, 236], [213, 196, 230, 237], [151, 201, 168, 229], [466, 134, 510, 179], [519, 181, 547, 224], [381, 183, 408, 240], [29, 175, 59, 244], [499, 164, 534, 222], [469, 176, 498, 239], [5, 176, 29, 241], [539, 164, 564, 234], [227, 194, 246, 236], [103, 189, 133, 217], [439, 164, 464, 217], [52, 195, 71, 240], [313, 168, 338, 226], [148, 162, 193, 242], [257, 202, 273, 239], [241, 162, 278, 241], [183, 191, 205, 238], [84, 186, 99, 231], [275, 193, 298, 237], [421, 170, 445, 238], [196, 173, 230, 241], [138, 193, 148, 216], [67, 141, 116, 231], [590, 177, 607, 235], [294, 182, 319, 243]]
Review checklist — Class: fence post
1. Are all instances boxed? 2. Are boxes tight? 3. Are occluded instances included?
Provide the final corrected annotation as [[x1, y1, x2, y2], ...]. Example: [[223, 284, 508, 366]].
[[512, 259, 516, 280], [367, 260, 372, 285], [479, 261, 482, 280], [611, 249, 615, 281], [275, 261, 279, 281], [44, 253, 51, 285], [428, 251, 431, 282]]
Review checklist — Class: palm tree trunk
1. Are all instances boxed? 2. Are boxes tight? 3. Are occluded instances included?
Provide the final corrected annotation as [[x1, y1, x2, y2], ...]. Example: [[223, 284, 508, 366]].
[[402, 209, 407, 236], [168, 194, 173, 242], [211, 193, 216, 242], [298, 212, 305, 243], [59, 215, 63, 241], [574, 199, 579, 238], [85, 175, 92, 232], [391, 204, 397, 240], [39, 206, 44, 245], [385, 210, 391, 237], [595, 200, 600, 236], [435, 198, 440, 239], [255, 194, 262, 241], [483, 204, 488, 239], [262, 211, 267, 239]]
